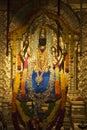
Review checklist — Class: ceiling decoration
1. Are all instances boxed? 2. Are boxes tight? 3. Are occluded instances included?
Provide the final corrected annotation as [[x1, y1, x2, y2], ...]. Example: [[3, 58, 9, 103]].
[[9, 1, 80, 35]]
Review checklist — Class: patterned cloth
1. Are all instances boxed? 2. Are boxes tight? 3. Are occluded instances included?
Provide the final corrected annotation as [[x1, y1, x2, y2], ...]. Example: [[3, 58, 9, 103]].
[[32, 71, 50, 93]]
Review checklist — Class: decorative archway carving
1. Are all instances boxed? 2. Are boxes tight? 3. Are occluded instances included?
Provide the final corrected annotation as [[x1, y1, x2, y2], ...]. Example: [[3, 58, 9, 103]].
[[9, 1, 80, 130]]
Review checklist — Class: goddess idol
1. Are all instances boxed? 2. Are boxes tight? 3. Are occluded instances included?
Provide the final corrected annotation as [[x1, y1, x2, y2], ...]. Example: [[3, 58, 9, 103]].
[[12, 26, 68, 130], [32, 27, 51, 93]]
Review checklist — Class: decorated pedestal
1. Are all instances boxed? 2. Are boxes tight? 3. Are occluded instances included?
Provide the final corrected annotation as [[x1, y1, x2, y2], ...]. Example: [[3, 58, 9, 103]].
[[71, 101, 86, 123], [12, 69, 68, 130]]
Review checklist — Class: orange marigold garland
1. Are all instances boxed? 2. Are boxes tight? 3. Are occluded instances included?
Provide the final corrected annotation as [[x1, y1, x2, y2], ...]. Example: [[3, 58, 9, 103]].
[[55, 80, 61, 96], [54, 67, 61, 97], [12, 92, 17, 112], [20, 80, 26, 97], [65, 53, 69, 73], [17, 54, 21, 70]]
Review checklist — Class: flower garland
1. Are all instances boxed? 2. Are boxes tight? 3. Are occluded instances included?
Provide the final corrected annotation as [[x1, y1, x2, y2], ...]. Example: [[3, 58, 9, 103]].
[[54, 66, 61, 96], [13, 73, 20, 94], [12, 71, 65, 129], [12, 56, 68, 130], [12, 63, 68, 130], [16, 98, 62, 129], [60, 70, 68, 109], [20, 80, 26, 95], [65, 54, 69, 73], [55, 80, 61, 96], [17, 54, 21, 70]]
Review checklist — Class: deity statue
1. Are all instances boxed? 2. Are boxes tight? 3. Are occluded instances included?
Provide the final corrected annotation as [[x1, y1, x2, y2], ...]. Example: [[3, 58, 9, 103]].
[[12, 27, 69, 130], [19, 34, 32, 68], [32, 27, 50, 93], [17, 33, 32, 99]]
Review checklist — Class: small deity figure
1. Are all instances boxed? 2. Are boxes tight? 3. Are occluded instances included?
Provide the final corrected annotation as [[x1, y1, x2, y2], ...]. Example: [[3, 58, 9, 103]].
[[20, 34, 32, 69], [18, 33, 32, 98]]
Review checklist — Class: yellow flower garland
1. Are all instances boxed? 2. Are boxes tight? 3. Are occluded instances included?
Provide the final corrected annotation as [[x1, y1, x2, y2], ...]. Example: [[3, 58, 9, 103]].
[[60, 70, 68, 108], [12, 73, 21, 112], [12, 72, 29, 123], [60, 70, 67, 90], [55, 67, 59, 80], [13, 73, 20, 93]]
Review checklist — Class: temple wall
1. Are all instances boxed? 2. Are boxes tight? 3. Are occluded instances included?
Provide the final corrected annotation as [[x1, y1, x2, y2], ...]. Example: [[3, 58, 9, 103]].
[[0, 10, 12, 125], [78, 12, 87, 102], [68, 11, 87, 129]]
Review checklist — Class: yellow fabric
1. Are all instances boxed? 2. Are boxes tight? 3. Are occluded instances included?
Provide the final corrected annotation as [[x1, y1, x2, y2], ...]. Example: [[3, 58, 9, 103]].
[[47, 99, 61, 124], [16, 100, 29, 123]]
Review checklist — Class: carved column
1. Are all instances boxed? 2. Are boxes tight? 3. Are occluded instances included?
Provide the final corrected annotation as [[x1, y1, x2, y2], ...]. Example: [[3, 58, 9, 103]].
[[0, 9, 12, 124]]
